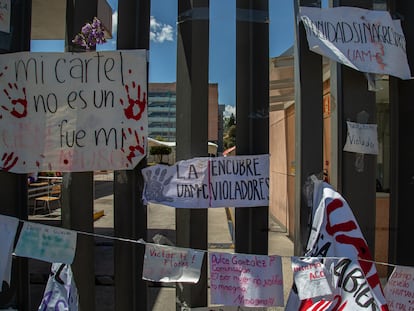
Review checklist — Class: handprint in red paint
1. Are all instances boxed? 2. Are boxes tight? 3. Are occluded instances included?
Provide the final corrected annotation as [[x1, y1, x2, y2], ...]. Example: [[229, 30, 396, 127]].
[[120, 81, 146, 121], [122, 128, 145, 166], [1, 152, 19, 171], [2, 82, 28, 118]]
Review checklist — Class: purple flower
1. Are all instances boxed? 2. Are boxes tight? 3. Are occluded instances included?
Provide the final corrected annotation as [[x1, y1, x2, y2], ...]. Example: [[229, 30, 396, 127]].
[[72, 17, 107, 50]]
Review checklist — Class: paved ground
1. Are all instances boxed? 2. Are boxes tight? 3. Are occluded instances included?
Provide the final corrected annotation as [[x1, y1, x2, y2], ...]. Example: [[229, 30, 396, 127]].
[[28, 171, 294, 310]]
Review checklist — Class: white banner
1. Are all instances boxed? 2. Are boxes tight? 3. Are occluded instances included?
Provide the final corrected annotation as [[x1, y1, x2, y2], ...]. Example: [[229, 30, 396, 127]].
[[286, 180, 388, 310], [142, 154, 269, 208], [343, 121, 378, 155], [0, 50, 147, 173], [299, 6, 411, 80]]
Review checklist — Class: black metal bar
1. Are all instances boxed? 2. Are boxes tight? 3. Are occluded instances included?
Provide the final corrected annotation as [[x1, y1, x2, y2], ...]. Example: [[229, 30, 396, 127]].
[[292, 0, 324, 255], [389, 0, 414, 266], [331, 0, 376, 251], [0, 0, 31, 308], [63, 1, 98, 309], [235, 0, 269, 255], [114, 0, 150, 310], [175, 0, 209, 308]]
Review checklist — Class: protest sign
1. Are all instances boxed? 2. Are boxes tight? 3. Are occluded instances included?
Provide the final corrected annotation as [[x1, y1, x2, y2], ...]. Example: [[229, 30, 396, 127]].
[[142, 243, 204, 283], [0, 50, 147, 173], [291, 257, 333, 300], [384, 265, 414, 311], [142, 154, 269, 208], [0, 0, 10, 33], [14, 222, 77, 264], [0, 214, 19, 287], [185, 307, 271, 311], [343, 121, 378, 155], [209, 252, 284, 307], [286, 179, 388, 310], [299, 6, 411, 80]]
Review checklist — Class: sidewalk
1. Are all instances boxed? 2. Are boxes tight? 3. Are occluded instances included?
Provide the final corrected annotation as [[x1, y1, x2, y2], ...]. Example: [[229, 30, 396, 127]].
[[29, 172, 294, 310]]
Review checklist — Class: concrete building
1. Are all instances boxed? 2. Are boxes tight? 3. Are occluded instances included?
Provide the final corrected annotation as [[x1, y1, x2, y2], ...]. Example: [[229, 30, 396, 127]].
[[148, 82, 220, 145]]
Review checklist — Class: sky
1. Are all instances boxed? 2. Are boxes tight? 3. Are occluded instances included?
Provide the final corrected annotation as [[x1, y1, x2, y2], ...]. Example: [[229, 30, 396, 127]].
[[31, 0, 296, 118]]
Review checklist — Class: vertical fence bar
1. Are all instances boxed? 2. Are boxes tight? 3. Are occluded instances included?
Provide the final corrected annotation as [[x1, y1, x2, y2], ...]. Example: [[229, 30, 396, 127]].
[[175, 0, 209, 308], [63, 1, 98, 309], [114, 0, 150, 310], [293, 0, 323, 255], [0, 0, 31, 308], [235, 0, 269, 255]]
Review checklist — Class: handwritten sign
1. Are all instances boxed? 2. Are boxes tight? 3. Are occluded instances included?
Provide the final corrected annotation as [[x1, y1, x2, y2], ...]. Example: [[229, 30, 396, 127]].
[[299, 6, 411, 80], [286, 180, 388, 310], [0, 214, 19, 286], [185, 307, 270, 311], [384, 265, 414, 311], [142, 243, 204, 283], [209, 252, 284, 307], [291, 257, 332, 300], [0, 0, 10, 33], [343, 121, 378, 155], [14, 222, 77, 264], [142, 154, 269, 208], [0, 50, 147, 173]]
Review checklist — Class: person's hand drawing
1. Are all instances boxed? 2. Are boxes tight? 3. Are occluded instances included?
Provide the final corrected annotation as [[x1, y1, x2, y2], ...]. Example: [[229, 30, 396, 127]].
[[144, 167, 173, 202]]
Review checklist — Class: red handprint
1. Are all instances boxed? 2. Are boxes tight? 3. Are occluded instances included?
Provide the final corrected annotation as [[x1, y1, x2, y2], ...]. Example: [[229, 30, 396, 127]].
[[123, 128, 145, 165], [120, 81, 146, 121], [2, 82, 28, 118], [1, 152, 19, 171]]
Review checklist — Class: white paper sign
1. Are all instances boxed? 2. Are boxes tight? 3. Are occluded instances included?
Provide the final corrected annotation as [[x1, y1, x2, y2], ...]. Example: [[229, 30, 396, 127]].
[[14, 222, 77, 264], [343, 121, 378, 155], [299, 6, 411, 80], [0, 214, 19, 287], [0, 0, 10, 33], [0, 50, 147, 173], [209, 252, 284, 307], [384, 265, 414, 311], [142, 154, 269, 208], [142, 243, 204, 283], [291, 257, 332, 300]]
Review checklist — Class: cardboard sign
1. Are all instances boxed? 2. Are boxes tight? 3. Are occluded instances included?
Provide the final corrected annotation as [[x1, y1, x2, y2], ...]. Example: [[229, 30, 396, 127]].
[[0, 50, 147, 173], [299, 6, 411, 79], [142, 154, 269, 208]]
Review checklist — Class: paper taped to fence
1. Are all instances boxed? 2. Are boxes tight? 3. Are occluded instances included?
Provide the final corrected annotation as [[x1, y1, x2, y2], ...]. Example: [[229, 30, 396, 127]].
[[142, 154, 269, 208], [299, 6, 411, 79], [0, 214, 19, 286], [384, 265, 414, 311]]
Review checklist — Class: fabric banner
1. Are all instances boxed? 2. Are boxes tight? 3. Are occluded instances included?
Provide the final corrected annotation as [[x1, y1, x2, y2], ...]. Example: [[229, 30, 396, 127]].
[[209, 252, 284, 307], [0, 214, 19, 288], [38, 263, 79, 311], [0, 50, 147, 173], [384, 265, 414, 311], [299, 6, 411, 80], [343, 121, 378, 155], [142, 154, 269, 208], [286, 179, 388, 310], [142, 243, 204, 283]]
